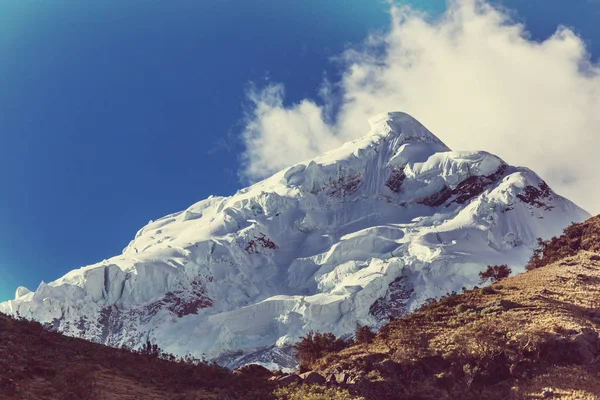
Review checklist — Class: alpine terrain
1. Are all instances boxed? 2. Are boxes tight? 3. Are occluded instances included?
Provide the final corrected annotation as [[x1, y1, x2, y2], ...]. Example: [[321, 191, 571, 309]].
[[0, 112, 589, 369], [2, 215, 600, 399]]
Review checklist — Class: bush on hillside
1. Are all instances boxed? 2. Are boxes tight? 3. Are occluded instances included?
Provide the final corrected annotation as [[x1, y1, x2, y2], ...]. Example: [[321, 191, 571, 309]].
[[355, 325, 376, 344], [526, 218, 600, 270], [294, 331, 350, 371], [526, 237, 553, 271], [479, 264, 512, 284], [139, 340, 162, 358]]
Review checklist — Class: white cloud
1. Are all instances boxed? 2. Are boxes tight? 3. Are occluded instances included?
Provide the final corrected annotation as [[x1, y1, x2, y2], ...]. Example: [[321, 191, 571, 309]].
[[240, 0, 600, 213]]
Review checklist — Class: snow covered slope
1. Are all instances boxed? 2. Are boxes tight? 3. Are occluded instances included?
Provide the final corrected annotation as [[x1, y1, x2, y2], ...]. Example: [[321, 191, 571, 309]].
[[0, 112, 589, 369]]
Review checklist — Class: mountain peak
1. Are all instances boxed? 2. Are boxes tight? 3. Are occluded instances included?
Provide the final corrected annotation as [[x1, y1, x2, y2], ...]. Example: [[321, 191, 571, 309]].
[[368, 111, 448, 149], [0, 112, 589, 371]]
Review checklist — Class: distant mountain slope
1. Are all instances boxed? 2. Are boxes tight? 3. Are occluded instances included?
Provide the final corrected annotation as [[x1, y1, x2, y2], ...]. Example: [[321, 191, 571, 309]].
[[0, 112, 589, 368], [289, 215, 600, 399]]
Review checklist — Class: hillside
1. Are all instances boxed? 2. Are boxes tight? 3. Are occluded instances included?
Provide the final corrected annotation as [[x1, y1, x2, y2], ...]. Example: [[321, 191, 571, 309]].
[[2, 216, 600, 399], [295, 215, 600, 399], [0, 312, 276, 399]]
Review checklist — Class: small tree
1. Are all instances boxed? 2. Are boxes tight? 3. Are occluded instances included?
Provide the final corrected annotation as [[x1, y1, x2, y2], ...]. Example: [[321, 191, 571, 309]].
[[479, 264, 512, 284], [355, 325, 376, 344], [294, 331, 348, 371], [139, 340, 161, 358], [526, 238, 550, 271]]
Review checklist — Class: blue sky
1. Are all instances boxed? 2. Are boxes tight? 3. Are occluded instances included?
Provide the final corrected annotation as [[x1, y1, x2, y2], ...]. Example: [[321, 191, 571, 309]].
[[0, 0, 599, 301]]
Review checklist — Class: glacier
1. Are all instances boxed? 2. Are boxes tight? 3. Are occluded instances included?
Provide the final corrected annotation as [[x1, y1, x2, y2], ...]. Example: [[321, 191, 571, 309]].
[[0, 112, 589, 369]]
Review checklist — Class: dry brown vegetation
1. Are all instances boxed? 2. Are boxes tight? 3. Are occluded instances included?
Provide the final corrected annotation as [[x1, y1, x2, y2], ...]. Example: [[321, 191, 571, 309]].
[[0, 313, 276, 399], [479, 264, 512, 284], [526, 215, 600, 270], [301, 216, 600, 399]]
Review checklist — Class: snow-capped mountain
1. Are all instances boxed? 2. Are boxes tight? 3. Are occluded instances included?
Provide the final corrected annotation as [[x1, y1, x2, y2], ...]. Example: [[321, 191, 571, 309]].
[[0, 112, 589, 369]]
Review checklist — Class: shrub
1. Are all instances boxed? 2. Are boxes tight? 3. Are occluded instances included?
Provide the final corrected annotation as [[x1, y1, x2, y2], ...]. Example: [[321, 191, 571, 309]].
[[139, 340, 162, 358], [294, 331, 349, 370], [455, 304, 469, 313], [479, 265, 512, 284], [479, 286, 496, 295], [526, 238, 552, 271], [274, 384, 364, 400], [355, 325, 376, 344], [526, 218, 600, 270], [526, 235, 577, 271]]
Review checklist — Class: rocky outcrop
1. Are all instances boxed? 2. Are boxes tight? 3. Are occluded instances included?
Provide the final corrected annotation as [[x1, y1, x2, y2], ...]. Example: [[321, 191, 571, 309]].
[[233, 364, 273, 379]]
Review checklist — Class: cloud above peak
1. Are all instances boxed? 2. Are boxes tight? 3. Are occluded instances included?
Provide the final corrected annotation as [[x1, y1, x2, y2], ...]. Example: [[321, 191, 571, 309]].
[[240, 0, 600, 213]]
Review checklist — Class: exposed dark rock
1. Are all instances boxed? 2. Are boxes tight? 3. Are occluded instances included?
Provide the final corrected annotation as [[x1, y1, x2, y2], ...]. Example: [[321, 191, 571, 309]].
[[369, 276, 414, 321], [572, 329, 599, 363], [376, 359, 401, 376], [385, 171, 406, 193], [145, 279, 213, 319], [233, 363, 273, 378], [328, 174, 363, 197], [419, 355, 449, 374], [516, 181, 554, 211], [418, 164, 507, 207], [362, 353, 386, 365], [509, 360, 533, 379], [448, 165, 507, 205], [300, 371, 326, 384], [419, 185, 453, 207], [481, 299, 521, 314], [98, 306, 123, 345], [245, 234, 278, 253], [311, 173, 363, 197], [464, 353, 510, 389]]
